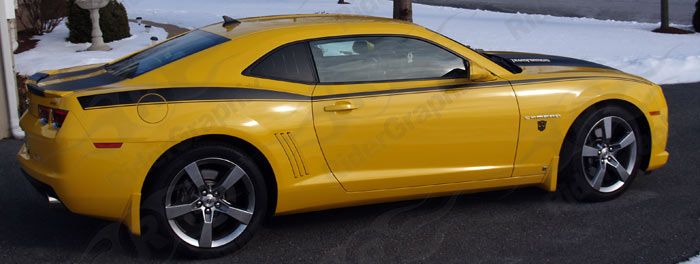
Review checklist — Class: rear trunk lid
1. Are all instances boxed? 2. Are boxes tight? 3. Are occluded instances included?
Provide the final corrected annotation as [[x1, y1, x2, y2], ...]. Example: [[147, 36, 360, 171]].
[[26, 63, 122, 98]]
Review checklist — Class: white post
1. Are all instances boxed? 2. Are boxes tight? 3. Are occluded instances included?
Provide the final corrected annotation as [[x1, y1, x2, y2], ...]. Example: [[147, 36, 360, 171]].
[[0, 0, 24, 139]]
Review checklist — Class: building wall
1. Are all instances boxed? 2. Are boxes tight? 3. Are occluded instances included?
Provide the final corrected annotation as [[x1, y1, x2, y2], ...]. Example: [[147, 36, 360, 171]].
[[0, 0, 16, 139]]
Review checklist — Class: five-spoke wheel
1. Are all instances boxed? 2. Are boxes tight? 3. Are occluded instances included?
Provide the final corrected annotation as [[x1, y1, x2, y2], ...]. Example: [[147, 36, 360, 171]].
[[141, 143, 267, 258], [165, 158, 255, 248], [561, 105, 643, 202], [581, 116, 637, 193]]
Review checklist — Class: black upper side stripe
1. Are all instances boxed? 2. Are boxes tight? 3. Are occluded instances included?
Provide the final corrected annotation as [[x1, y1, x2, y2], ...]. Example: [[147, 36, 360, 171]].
[[78, 87, 310, 109], [77, 76, 643, 109]]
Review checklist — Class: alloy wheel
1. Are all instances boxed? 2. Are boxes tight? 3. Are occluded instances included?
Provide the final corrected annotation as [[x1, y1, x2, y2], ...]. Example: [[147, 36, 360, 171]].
[[165, 157, 255, 248], [581, 116, 638, 193]]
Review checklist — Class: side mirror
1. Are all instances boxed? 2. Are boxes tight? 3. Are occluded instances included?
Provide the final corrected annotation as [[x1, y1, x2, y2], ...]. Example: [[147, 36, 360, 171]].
[[469, 61, 497, 81]]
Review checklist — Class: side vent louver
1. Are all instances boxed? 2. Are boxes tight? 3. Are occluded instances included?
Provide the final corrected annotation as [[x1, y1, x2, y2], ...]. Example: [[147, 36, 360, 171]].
[[274, 132, 309, 178]]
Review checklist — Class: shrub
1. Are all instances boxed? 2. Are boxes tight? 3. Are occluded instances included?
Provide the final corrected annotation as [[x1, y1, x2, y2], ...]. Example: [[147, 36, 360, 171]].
[[17, 0, 66, 35], [66, 0, 131, 43], [694, 0, 700, 32]]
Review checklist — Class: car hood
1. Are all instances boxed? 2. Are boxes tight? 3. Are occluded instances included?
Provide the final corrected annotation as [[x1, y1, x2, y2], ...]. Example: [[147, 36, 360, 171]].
[[486, 51, 620, 74]]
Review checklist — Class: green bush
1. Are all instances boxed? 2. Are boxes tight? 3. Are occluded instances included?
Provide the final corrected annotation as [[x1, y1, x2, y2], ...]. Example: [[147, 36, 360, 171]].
[[66, 0, 131, 43]]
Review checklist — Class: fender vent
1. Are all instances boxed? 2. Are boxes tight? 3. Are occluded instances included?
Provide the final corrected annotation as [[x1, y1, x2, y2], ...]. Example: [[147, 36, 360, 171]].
[[275, 132, 309, 178]]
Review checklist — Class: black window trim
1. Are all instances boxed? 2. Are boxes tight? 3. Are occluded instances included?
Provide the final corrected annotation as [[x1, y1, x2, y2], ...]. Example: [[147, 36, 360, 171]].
[[243, 34, 476, 85]]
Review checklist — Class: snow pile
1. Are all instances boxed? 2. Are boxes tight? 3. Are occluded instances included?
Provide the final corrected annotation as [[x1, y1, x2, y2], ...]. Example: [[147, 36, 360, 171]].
[[16, 0, 700, 84], [120, 0, 700, 85], [15, 22, 167, 76]]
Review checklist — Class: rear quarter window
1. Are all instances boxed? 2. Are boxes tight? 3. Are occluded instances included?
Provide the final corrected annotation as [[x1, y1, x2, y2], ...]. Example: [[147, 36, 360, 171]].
[[246, 42, 317, 83]]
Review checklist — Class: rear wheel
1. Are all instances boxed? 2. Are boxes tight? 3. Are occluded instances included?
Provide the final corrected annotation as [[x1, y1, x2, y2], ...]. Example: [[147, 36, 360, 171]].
[[141, 143, 268, 258], [561, 105, 642, 202]]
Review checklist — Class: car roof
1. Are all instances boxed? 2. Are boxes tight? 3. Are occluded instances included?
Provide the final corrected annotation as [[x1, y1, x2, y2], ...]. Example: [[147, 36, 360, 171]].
[[201, 13, 419, 39]]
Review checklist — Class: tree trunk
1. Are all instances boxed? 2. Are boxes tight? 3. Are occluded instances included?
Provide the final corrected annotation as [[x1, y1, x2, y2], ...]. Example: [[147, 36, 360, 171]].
[[693, 0, 700, 32], [393, 0, 412, 22], [660, 0, 670, 29]]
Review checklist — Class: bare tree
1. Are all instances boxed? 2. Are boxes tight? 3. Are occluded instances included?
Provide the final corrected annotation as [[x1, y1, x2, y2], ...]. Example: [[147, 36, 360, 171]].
[[18, 0, 65, 35], [693, 0, 699, 32], [653, 0, 692, 33], [393, 0, 412, 22], [660, 0, 670, 30]]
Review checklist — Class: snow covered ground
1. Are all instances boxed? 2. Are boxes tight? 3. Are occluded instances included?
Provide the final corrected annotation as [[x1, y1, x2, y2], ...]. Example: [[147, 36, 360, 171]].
[[683, 254, 700, 264], [15, 22, 167, 76], [16, 0, 700, 85]]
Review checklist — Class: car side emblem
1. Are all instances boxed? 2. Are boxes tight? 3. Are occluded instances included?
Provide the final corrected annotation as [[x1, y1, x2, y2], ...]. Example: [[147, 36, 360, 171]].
[[538, 120, 547, 131]]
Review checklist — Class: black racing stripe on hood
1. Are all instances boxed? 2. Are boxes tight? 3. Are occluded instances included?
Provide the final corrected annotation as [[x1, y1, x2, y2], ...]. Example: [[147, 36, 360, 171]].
[[36, 72, 125, 92], [487, 52, 616, 70], [78, 87, 311, 109]]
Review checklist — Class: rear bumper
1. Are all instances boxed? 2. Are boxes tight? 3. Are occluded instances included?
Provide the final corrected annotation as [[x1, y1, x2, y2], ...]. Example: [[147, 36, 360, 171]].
[[21, 169, 63, 206], [17, 142, 125, 220]]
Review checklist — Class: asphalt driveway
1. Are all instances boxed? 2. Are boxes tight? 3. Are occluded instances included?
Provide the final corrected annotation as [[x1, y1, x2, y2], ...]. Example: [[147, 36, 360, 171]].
[[0, 83, 698, 263]]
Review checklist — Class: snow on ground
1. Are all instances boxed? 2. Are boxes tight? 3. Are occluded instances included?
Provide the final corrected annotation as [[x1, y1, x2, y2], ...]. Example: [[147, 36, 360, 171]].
[[15, 22, 167, 76], [120, 0, 700, 85], [16, 0, 700, 84], [683, 254, 700, 264]]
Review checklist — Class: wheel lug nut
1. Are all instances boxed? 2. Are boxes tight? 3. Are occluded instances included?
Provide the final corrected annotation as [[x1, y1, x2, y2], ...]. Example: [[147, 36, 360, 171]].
[[202, 190, 207, 195], [196, 201, 203, 206], [215, 202, 221, 207], [205, 208, 211, 213], [214, 191, 219, 196]]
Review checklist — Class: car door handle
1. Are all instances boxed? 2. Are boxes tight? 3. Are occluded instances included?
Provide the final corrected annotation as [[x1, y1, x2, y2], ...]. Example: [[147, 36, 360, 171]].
[[324, 101, 358, 112]]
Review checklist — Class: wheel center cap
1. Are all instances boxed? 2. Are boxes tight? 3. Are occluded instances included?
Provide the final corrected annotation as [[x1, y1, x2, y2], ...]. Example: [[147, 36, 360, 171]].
[[201, 194, 217, 208], [599, 147, 612, 159]]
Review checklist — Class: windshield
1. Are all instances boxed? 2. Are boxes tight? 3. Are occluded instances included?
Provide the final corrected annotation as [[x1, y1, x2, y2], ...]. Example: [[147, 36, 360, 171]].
[[425, 29, 522, 74], [106, 30, 229, 78]]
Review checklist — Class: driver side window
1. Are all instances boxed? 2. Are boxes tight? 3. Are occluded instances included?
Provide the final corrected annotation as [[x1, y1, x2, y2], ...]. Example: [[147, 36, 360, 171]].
[[310, 36, 466, 83]]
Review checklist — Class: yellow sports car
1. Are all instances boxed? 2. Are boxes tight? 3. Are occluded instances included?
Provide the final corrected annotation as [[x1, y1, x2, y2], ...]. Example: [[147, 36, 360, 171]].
[[18, 14, 668, 257]]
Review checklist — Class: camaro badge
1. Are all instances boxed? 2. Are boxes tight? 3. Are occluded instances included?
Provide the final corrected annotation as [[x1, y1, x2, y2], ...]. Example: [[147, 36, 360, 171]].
[[524, 114, 561, 120], [538, 120, 547, 131]]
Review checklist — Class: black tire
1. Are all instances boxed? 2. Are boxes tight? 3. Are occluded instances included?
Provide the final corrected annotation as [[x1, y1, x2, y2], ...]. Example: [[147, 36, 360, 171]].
[[140, 142, 268, 258], [560, 105, 643, 202]]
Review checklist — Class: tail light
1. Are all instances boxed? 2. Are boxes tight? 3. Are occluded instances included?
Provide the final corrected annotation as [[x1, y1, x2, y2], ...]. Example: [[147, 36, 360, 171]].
[[38, 105, 50, 125], [51, 109, 68, 128], [38, 105, 69, 129]]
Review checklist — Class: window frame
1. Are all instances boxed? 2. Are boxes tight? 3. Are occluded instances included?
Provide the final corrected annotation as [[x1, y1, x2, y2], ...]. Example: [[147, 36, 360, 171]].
[[243, 34, 472, 85]]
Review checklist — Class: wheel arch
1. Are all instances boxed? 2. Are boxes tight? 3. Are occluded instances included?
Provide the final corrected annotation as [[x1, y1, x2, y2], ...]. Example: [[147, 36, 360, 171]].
[[137, 134, 278, 233], [560, 99, 652, 174]]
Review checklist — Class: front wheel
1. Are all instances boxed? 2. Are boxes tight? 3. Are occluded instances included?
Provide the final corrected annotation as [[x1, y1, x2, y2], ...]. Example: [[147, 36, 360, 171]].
[[141, 143, 268, 258], [561, 106, 643, 202]]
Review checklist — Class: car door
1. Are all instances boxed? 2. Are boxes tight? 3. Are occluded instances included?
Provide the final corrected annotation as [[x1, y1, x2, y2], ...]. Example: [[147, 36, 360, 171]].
[[309, 36, 521, 191]]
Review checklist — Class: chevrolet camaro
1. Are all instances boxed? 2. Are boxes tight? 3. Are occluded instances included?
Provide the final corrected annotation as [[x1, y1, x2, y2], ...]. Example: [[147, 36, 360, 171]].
[[18, 14, 669, 257]]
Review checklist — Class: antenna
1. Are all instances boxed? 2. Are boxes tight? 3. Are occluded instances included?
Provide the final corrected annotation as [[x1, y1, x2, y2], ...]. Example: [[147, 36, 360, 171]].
[[223, 16, 241, 27]]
